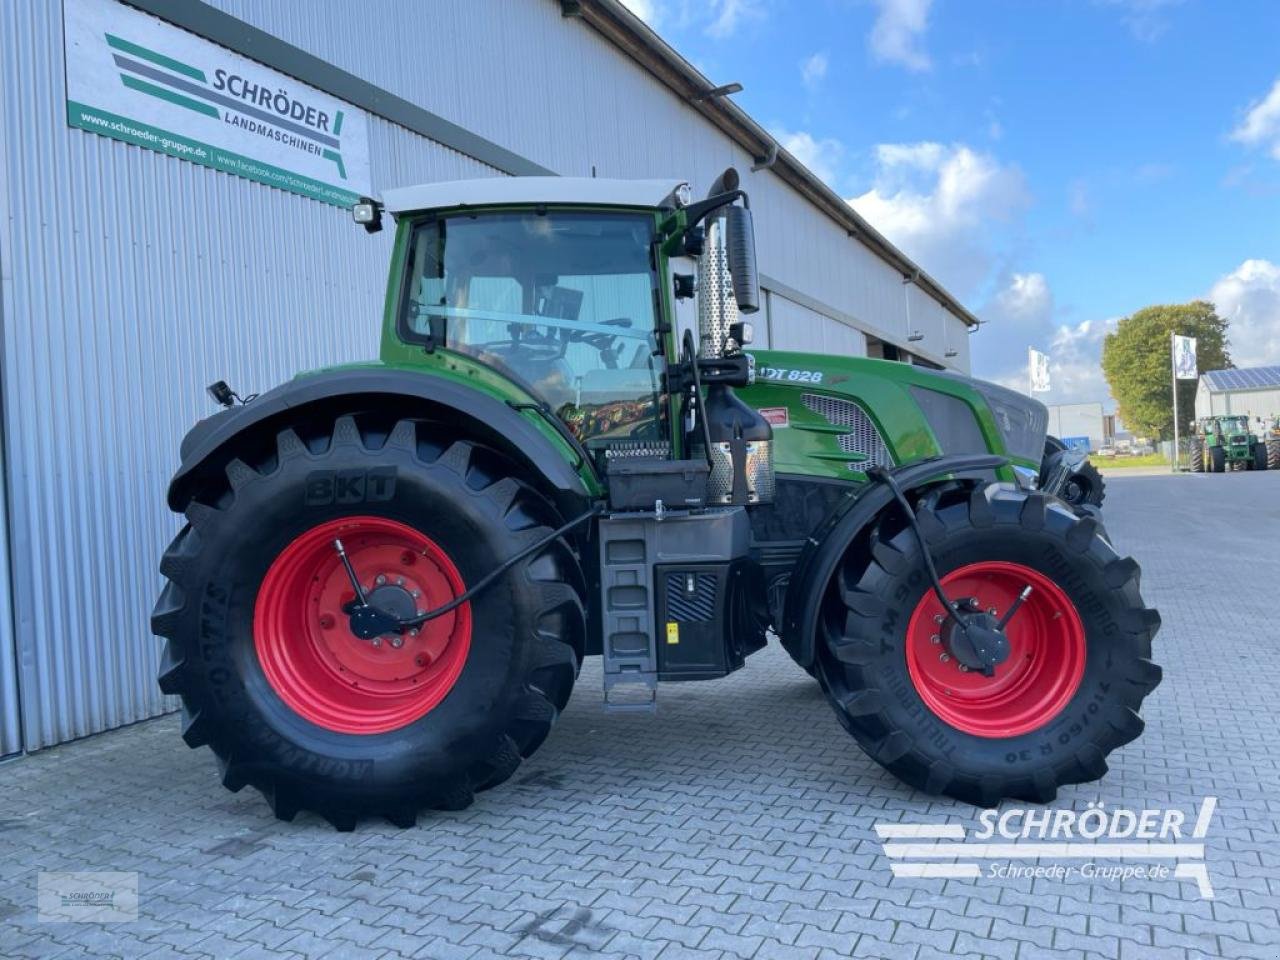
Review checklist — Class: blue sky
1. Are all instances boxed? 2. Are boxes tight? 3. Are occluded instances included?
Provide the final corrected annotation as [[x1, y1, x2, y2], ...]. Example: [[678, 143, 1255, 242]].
[[621, 0, 1280, 404]]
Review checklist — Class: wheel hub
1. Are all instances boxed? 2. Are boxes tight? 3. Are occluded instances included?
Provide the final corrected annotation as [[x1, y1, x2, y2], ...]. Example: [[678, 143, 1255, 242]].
[[906, 561, 1087, 738], [254, 516, 471, 734], [941, 600, 1012, 676]]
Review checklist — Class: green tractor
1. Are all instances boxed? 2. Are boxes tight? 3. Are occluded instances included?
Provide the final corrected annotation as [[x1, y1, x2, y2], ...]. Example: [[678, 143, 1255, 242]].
[[153, 171, 1161, 829], [1189, 415, 1265, 472]]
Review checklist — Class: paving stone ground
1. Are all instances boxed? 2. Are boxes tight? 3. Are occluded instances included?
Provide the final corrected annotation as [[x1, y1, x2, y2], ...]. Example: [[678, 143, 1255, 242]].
[[2, 472, 1278, 959]]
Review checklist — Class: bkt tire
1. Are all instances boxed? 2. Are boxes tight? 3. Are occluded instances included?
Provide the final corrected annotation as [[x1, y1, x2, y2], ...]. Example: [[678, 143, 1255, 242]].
[[1189, 439, 1204, 473], [152, 416, 585, 829], [816, 483, 1161, 807]]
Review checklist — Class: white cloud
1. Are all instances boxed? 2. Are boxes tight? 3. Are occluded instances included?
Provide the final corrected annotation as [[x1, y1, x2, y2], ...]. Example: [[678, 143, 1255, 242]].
[[993, 273, 1053, 326], [619, 0, 663, 27], [868, 0, 933, 72], [848, 142, 1030, 298], [1209, 259, 1280, 367], [706, 0, 764, 38], [800, 52, 828, 90], [1098, 0, 1186, 42], [772, 127, 844, 186], [1231, 78, 1280, 161], [1068, 178, 1093, 220], [993, 318, 1118, 405]]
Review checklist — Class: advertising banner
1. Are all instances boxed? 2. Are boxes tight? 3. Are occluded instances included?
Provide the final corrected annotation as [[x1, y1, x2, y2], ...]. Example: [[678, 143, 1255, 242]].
[[64, 0, 372, 207]]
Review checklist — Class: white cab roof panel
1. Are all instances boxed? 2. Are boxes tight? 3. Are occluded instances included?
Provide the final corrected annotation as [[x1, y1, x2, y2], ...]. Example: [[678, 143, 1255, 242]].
[[382, 177, 687, 215]]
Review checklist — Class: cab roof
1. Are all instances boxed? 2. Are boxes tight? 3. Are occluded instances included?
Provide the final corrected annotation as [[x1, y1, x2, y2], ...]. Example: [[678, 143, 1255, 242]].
[[382, 177, 689, 216]]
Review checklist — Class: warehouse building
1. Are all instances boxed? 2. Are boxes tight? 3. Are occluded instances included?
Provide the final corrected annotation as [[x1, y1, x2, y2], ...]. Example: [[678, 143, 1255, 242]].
[[1194, 366, 1280, 425], [0, 0, 982, 755], [1045, 402, 1108, 453]]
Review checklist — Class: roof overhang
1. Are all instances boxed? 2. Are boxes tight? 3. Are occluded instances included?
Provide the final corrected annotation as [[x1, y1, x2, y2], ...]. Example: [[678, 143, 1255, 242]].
[[383, 177, 688, 215]]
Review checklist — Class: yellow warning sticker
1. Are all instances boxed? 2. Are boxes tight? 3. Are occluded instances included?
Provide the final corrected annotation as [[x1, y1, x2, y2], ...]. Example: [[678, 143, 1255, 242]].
[[665, 622, 679, 644]]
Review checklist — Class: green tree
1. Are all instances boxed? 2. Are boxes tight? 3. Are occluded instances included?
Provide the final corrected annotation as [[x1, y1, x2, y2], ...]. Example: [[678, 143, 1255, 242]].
[[1100, 301, 1230, 440]]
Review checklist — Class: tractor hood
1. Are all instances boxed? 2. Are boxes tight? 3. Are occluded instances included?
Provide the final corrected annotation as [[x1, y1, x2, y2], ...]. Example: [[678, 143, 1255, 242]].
[[739, 350, 1045, 482]]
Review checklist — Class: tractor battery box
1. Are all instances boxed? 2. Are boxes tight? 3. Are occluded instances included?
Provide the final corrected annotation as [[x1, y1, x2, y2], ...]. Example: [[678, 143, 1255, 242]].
[[604, 458, 710, 512]]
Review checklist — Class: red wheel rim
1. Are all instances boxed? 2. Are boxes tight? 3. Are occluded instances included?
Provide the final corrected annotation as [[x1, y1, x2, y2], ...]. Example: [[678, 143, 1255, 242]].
[[254, 516, 471, 734], [905, 561, 1085, 738]]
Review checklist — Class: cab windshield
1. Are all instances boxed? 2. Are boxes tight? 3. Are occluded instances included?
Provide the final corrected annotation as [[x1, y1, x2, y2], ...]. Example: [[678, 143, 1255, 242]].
[[398, 211, 666, 450], [1223, 417, 1249, 434]]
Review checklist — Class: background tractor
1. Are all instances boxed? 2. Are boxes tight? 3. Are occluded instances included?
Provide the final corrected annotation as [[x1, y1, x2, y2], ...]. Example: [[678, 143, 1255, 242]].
[[1261, 415, 1280, 470], [153, 171, 1161, 829], [1189, 415, 1264, 472]]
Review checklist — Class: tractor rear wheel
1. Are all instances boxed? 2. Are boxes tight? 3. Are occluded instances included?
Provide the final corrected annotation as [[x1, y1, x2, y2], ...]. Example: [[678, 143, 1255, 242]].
[[1269, 437, 1280, 471], [815, 483, 1161, 806], [1252, 442, 1267, 472], [1189, 438, 1204, 473], [152, 415, 585, 829]]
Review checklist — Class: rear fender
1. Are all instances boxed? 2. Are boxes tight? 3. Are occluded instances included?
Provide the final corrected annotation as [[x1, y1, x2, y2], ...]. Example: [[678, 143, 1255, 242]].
[[779, 454, 1007, 668], [167, 367, 596, 512]]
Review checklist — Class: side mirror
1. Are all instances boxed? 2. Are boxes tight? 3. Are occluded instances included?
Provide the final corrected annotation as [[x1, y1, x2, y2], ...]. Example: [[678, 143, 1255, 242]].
[[724, 205, 759, 314]]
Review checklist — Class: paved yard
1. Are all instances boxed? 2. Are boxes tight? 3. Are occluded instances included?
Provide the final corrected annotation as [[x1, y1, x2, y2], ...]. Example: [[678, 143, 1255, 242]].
[[2, 473, 1278, 960]]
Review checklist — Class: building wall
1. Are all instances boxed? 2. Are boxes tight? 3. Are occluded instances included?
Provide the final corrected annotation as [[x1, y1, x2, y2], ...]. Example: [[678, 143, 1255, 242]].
[[1195, 384, 1280, 423], [1046, 402, 1106, 452], [0, 0, 977, 751]]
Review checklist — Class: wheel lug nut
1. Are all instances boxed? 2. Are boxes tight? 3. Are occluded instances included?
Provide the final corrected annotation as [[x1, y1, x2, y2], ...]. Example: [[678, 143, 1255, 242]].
[[988, 607, 997, 616], [396, 577, 405, 586], [930, 634, 941, 644], [933, 614, 945, 625], [319, 614, 335, 630], [939, 653, 950, 663], [959, 664, 969, 673], [390, 636, 404, 648], [409, 629, 419, 637], [375, 575, 387, 586], [371, 638, 381, 647], [411, 590, 421, 599]]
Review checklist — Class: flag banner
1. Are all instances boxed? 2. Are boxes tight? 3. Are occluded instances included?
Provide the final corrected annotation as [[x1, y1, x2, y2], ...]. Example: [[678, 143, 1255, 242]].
[[1173, 335, 1198, 380], [1029, 348, 1051, 393]]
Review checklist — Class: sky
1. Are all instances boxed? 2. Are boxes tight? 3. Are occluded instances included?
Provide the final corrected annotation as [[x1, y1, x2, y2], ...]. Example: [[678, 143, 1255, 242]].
[[619, 0, 1280, 406]]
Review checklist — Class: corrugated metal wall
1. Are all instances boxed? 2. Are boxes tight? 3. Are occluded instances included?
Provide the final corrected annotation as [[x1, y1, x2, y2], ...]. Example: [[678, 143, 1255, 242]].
[[0, 1, 500, 750]]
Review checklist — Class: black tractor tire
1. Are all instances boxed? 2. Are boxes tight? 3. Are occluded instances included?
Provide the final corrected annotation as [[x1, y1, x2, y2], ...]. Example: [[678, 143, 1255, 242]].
[[815, 482, 1161, 807], [1210, 446, 1226, 473], [1252, 442, 1267, 472], [1060, 460, 1105, 508], [152, 415, 586, 830], [1269, 437, 1280, 471], [1189, 439, 1204, 473]]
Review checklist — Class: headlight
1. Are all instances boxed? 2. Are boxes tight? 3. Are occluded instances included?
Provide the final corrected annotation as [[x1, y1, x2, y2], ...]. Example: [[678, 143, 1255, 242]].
[[971, 380, 1047, 465]]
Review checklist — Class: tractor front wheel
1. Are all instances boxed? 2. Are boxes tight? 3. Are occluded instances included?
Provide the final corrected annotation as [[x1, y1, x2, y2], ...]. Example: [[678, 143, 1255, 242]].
[[152, 416, 585, 829], [1210, 446, 1226, 473], [1189, 438, 1204, 473], [815, 483, 1161, 806], [1060, 460, 1105, 508]]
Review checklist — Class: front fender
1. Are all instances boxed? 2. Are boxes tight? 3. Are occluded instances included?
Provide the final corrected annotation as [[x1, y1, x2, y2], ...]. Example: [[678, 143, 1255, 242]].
[[167, 366, 596, 511], [779, 454, 1007, 668]]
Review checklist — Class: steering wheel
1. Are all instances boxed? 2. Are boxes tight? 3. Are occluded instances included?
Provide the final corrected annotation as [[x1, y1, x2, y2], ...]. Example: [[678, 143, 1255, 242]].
[[574, 317, 633, 369]]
